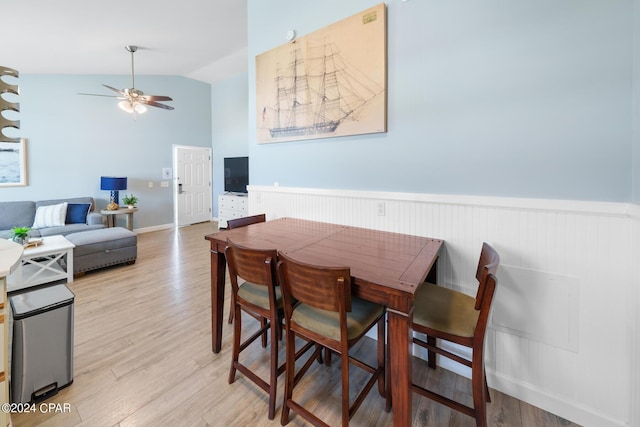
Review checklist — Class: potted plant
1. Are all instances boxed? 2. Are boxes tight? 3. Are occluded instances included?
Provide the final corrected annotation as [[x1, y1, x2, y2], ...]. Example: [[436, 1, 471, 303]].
[[11, 226, 30, 245], [122, 194, 138, 208]]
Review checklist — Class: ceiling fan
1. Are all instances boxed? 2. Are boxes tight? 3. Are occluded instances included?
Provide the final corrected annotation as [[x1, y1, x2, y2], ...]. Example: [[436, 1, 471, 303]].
[[79, 45, 174, 114]]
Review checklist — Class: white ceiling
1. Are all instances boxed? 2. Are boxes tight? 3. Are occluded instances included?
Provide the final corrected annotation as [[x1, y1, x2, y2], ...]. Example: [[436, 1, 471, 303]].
[[0, 0, 248, 84]]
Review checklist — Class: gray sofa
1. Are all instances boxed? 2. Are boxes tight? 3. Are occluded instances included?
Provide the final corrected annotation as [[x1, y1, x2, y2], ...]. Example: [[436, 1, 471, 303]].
[[0, 197, 105, 239], [1, 196, 137, 276]]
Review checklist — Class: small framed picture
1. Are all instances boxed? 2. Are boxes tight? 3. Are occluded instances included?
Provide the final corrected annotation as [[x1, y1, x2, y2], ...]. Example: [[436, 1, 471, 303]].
[[0, 137, 28, 186]]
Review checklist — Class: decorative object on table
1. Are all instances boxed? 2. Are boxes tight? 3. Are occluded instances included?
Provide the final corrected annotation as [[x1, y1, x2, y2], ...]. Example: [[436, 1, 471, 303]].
[[255, 3, 387, 144], [24, 238, 43, 249], [122, 194, 138, 208], [100, 176, 127, 210], [0, 66, 20, 143], [11, 226, 30, 245], [78, 45, 174, 116]]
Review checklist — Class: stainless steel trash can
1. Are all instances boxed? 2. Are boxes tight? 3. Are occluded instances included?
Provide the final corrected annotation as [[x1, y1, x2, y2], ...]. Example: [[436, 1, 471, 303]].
[[10, 284, 74, 403]]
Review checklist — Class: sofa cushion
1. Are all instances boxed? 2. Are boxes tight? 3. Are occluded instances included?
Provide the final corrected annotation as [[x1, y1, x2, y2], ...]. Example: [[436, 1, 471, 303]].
[[32, 202, 68, 228], [66, 227, 137, 256], [66, 203, 91, 224], [36, 197, 96, 211], [38, 223, 105, 237], [0, 201, 35, 230]]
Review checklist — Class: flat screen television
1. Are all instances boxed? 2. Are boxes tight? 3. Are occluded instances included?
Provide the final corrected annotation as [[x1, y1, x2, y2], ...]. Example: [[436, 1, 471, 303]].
[[224, 156, 249, 193]]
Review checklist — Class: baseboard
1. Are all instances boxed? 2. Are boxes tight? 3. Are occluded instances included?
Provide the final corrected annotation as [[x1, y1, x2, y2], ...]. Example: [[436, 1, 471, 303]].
[[133, 223, 174, 234], [488, 370, 627, 427], [414, 350, 627, 427]]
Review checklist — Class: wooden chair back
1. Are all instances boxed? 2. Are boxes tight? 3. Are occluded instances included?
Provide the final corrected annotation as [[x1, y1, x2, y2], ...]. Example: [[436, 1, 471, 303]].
[[225, 239, 278, 294], [276, 252, 352, 317], [474, 242, 500, 311], [227, 213, 266, 230]]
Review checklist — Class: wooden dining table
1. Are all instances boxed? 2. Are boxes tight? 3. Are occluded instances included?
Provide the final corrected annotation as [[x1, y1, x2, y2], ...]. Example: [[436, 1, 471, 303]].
[[205, 217, 443, 427]]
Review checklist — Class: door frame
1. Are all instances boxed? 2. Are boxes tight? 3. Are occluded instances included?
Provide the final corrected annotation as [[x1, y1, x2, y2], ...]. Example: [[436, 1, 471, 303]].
[[172, 144, 213, 227]]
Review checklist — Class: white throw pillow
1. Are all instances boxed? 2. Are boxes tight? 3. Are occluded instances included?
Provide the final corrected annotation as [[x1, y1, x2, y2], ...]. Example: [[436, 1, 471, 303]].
[[32, 202, 68, 228]]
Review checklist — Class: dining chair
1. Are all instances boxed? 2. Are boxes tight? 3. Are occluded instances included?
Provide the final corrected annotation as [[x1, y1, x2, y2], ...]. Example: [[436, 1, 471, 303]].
[[276, 252, 387, 427], [226, 213, 266, 324], [224, 238, 283, 420], [411, 242, 500, 427], [226, 213, 266, 230]]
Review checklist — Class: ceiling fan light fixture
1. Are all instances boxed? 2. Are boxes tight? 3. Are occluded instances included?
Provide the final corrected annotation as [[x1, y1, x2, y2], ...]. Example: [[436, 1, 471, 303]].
[[118, 100, 147, 114], [80, 45, 173, 113]]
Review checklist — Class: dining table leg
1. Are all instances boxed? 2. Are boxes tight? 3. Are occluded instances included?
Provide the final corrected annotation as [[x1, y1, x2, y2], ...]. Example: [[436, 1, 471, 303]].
[[388, 308, 413, 427], [210, 247, 227, 353]]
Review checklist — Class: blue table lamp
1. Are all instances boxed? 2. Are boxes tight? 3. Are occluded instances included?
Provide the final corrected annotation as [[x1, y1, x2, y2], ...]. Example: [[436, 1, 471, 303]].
[[100, 176, 127, 209]]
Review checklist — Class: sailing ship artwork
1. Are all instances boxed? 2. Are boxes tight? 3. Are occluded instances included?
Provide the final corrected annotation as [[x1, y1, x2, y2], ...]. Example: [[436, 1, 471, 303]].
[[256, 3, 386, 144]]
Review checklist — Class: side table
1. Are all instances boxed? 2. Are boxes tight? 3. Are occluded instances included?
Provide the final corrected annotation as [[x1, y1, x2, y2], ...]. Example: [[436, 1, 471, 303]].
[[100, 207, 138, 231]]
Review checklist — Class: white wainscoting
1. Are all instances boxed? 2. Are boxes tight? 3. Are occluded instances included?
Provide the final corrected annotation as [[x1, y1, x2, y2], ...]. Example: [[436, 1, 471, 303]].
[[248, 185, 638, 427]]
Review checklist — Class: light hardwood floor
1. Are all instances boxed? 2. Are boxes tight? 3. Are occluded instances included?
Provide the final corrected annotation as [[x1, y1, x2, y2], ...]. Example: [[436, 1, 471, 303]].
[[12, 222, 579, 427]]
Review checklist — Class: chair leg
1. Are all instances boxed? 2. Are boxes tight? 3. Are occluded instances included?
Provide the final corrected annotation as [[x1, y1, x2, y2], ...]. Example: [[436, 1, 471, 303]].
[[228, 302, 242, 384], [267, 311, 279, 420], [385, 330, 392, 412], [261, 317, 268, 348], [281, 329, 295, 425], [427, 335, 436, 368], [377, 316, 386, 399], [324, 347, 332, 366], [341, 350, 350, 427], [472, 349, 488, 427]]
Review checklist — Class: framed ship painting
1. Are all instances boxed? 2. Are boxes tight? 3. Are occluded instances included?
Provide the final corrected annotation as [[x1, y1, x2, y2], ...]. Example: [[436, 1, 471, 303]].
[[0, 138, 27, 187], [256, 3, 387, 144]]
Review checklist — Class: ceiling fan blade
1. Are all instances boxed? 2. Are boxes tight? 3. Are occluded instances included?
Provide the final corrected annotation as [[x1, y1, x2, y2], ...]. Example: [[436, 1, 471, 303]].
[[140, 95, 173, 102], [78, 93, 121, 98], [102, 84, 126, 96], [140, 100, 175, 110]]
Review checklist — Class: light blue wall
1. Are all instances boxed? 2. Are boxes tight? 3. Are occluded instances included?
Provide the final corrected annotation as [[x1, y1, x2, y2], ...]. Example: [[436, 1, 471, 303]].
[[211, 72, 249, 214], [634, 0, 640, 204], [247, 0, 634, 203], [1, 74, 212, 228]]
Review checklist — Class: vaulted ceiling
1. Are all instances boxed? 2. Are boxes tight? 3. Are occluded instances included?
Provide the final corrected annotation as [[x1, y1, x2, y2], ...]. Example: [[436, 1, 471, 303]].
[[1, 0, 248, 84]]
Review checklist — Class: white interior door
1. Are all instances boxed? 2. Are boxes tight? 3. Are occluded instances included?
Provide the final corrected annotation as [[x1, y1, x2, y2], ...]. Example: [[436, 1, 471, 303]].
[[174, 145, 212, 226]]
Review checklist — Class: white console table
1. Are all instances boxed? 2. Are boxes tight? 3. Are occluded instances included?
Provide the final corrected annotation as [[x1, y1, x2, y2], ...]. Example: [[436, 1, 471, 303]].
[[218, 194, 248, 228]]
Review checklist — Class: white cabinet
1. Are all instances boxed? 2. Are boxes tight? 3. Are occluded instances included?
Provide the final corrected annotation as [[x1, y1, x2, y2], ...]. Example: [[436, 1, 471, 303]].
[[218, 194, 248, 228]]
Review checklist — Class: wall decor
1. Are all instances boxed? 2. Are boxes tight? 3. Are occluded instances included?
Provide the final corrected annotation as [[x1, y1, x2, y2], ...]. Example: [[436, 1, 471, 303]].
[[0, 137, 27, 186], [0, 66, 20, 143], [256, 3, 387, 144]]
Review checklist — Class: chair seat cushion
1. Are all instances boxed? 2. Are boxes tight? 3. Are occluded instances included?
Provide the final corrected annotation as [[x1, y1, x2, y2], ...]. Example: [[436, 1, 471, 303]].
[[238, 281, 282, 310], [292, 296, 384, 341], [413, 283, 479, 338]]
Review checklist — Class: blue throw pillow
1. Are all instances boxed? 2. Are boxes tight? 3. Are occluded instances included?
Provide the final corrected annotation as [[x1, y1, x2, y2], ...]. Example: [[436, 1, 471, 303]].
[[65, 203, 91, 224]]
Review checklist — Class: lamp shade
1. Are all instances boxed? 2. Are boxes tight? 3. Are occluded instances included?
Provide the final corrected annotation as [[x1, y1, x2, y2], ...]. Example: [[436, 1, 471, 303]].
[[100, 177, 127, 191]]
